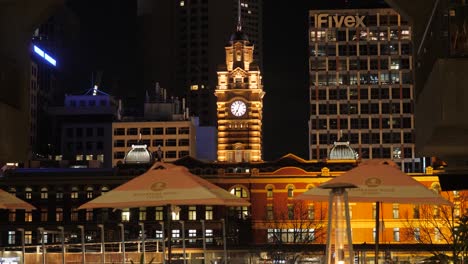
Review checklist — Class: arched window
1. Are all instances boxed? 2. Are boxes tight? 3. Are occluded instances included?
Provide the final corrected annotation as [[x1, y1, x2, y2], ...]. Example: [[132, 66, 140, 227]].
[[25, 187, 32, 200], [286, 185, 295, 198], [8, 187, 16, 196], [230, 186, 249, 198], [86, 187, 94, 199], [40, 187, 48, 199], [265, 184, 274, 198], [71, 186, 79, 199], [101, 186, 109, 194]]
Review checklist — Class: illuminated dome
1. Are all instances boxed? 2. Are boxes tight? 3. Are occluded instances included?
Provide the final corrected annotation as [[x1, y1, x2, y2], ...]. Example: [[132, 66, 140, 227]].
[[329, 140, 358, 160], [124, 144, 153, 164]]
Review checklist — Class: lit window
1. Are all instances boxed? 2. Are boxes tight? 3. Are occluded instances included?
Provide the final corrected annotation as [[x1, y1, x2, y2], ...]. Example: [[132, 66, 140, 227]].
[[287, 185, 294, 198], [101, 186, 109, 194], [76, 155, 83, 161], [25, 211, 32, 222], [25, 231, 32, 244], [155, 230, 163, 239], [206, 229, 213, 243], [205, 206, 213, 220], [230, 186, 248, 198], [287, 204, 294, 220], [56, 208, 63, 222], [414, 228, 420, 241], [56, 189, 64, 199], [155, 207, 164, 221], [25, 187, 32, 200], [188, 206, 197, 220], [40, 187, 48, 199], [71, 187, 79, 199], [308, 204, 315, 220], [189, 229, 197, 243], [86, 187, 94, 199], [172, 229, 180, 243], [392, 204, 399, 219], [9, 210, 16, 222], [86, 154, 93, 161], [393, 228, 400, 242], [122, 209, 130, 222], [266, 186, 273, 198], [179, 0, 185, 7], [139, 207, 147, 221], [266, 205, 273, 220], [86, 209, 93, 221], [8, 231, 15, 245]]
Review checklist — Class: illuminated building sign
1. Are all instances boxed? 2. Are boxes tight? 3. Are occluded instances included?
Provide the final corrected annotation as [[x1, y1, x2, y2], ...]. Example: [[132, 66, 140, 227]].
[[33, 45, 56, 67], [315, 14, 366, 28]]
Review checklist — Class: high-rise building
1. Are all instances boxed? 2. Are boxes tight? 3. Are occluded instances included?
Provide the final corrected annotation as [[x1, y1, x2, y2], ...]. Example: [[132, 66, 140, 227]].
[[136, 0, 263, 126], [308, 8, 421, 171], [215, 22, 264, 162]]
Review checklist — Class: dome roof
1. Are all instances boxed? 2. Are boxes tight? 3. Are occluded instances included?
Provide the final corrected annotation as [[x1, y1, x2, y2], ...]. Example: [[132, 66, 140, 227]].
[[230, 30, 249, 42], [124, 144, 153, 164], [329, 140, 358, 160]]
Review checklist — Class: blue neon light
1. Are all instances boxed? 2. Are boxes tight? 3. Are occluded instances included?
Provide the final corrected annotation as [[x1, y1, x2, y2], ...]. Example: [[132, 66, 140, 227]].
[[33, 45, 57, 67]]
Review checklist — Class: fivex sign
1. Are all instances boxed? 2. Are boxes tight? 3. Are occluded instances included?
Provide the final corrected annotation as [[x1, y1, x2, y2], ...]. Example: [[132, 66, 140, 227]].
[[314, 14, 366, 28]]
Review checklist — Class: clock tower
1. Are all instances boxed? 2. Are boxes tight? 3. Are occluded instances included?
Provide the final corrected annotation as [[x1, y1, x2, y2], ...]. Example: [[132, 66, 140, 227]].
[[215, 18, 265, 163]]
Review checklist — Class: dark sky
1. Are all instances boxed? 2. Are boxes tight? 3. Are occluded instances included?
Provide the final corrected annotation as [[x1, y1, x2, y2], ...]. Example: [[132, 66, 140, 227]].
[[64, 0, 388, 161]]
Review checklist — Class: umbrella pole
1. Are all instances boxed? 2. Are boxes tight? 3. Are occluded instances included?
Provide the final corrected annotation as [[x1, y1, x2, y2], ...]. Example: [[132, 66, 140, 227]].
[[375, 202, 380, 264]]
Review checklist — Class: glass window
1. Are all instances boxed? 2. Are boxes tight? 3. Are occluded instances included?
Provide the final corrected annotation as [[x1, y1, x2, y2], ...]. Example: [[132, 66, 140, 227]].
[[140, 128, 151, 135], [25, 187, 32, 200], [41, 187, 48, 199], [188, 206, 197, 220], [139, 207, 147, 221], [205, 206, 213, 220], [122, 209, 130, 222], [166, 139, 177, 146], [127, 128, 138, 135], [56, 208, 63, 222], [166, 127, 177, 134], [153, 127, 164, 135], [155, 207, 164, 221], [178, 127, 190, 134], [287, 186, 294, 198]]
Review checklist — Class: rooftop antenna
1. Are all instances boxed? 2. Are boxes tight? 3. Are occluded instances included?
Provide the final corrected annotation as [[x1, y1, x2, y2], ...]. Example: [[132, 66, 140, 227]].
[[237, 0, 242, 31]]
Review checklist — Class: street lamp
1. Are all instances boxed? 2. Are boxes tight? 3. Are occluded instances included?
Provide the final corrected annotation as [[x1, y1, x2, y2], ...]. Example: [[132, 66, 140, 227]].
[[321, 183, 356, 264], [139, 222, 146, 264], [77, 225, 85, 264], [37, 227, 46, 264], [97, 224, 105, 264], [179, 221, 186, 264], [17, 228, 25, 264], [57, 226, 65, 264], [118, 223, 125, 264]]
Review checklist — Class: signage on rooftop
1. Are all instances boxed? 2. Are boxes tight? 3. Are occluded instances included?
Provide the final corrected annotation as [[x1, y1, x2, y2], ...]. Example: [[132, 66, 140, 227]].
[[314, 14, 366, 28]]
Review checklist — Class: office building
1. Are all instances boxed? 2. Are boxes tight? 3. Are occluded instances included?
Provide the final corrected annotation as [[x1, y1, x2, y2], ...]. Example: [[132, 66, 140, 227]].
[[136, 0, 263, 126], [308, 8, 421, 171]]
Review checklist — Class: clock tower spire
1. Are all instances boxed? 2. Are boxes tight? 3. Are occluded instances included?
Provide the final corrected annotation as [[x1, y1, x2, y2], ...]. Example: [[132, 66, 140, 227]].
[[215, 16, 265, 163]]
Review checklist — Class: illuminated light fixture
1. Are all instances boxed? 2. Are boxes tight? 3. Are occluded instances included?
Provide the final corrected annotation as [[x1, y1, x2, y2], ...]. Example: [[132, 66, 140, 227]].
[[93, 85, 98, 96], [33, 45, 56, 67]]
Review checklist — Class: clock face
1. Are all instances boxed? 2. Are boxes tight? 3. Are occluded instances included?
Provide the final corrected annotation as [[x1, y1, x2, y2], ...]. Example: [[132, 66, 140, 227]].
[[230, 100, 247, 117]]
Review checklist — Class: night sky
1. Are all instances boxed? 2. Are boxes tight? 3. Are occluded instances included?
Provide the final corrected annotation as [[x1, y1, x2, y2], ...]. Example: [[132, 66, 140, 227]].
[[64, 0, 388, 161]]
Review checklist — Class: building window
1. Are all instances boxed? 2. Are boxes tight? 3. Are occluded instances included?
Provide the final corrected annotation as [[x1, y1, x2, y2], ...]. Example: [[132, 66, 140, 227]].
[[188, 206, 197, 220], [288, 204, 294, 220], [414, 228, 421, 241], [71, 208, 79, 222], [178, 127, 190, 134], [101, 186, 109, 194], [40, 187, 48, 199], [56, 208, 63, 222], [166, 127, 177, 135], [172, 230, 180, 244], [206, 229, 213, 243], [41, 210, 47, 222], [127, 128, 138, 135], [205, 206, 213, 220], [56, 189, 64, 199], [166, 139, 177, 146], [392, 204, 399, 219], [308, 204, 315, 220], [178, 139, 190, 146], [166, 151, 177, 159], [8, 231, 15, 245], [287, 185, 294, 198], [25, 231, 32, 244], [25, 211, 32, 222], [8, 210, 16, 222], [153, 127, 164, 135], [122, 209, 130, 222], [86, 187, 94, 199], [372, 204, 377, 219], [230, 186, 248, 198], [25, 187, 32, 200], [139, 207, 147, 221], [86, 209, 93, 221], [266, 205, 274, 220], [155, 230, 163, 239], [266, 186, 273, 198], [393, 228, 400, 242], [155, 207, 164, 221], [413, 205, 420, 219], [189, 229, 196, 243], [71, 187, 79, 199]]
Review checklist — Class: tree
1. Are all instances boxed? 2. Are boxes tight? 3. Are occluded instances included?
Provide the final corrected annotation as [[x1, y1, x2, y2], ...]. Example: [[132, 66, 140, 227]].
[[402, 191, 468, 264], [265, 200, 327, 264]]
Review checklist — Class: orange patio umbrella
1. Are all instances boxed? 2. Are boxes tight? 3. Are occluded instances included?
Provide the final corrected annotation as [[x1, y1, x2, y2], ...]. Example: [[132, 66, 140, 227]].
[[296, 159, 450, 264], [0, 189, 36, 210], [78, 162, 250, 209]]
